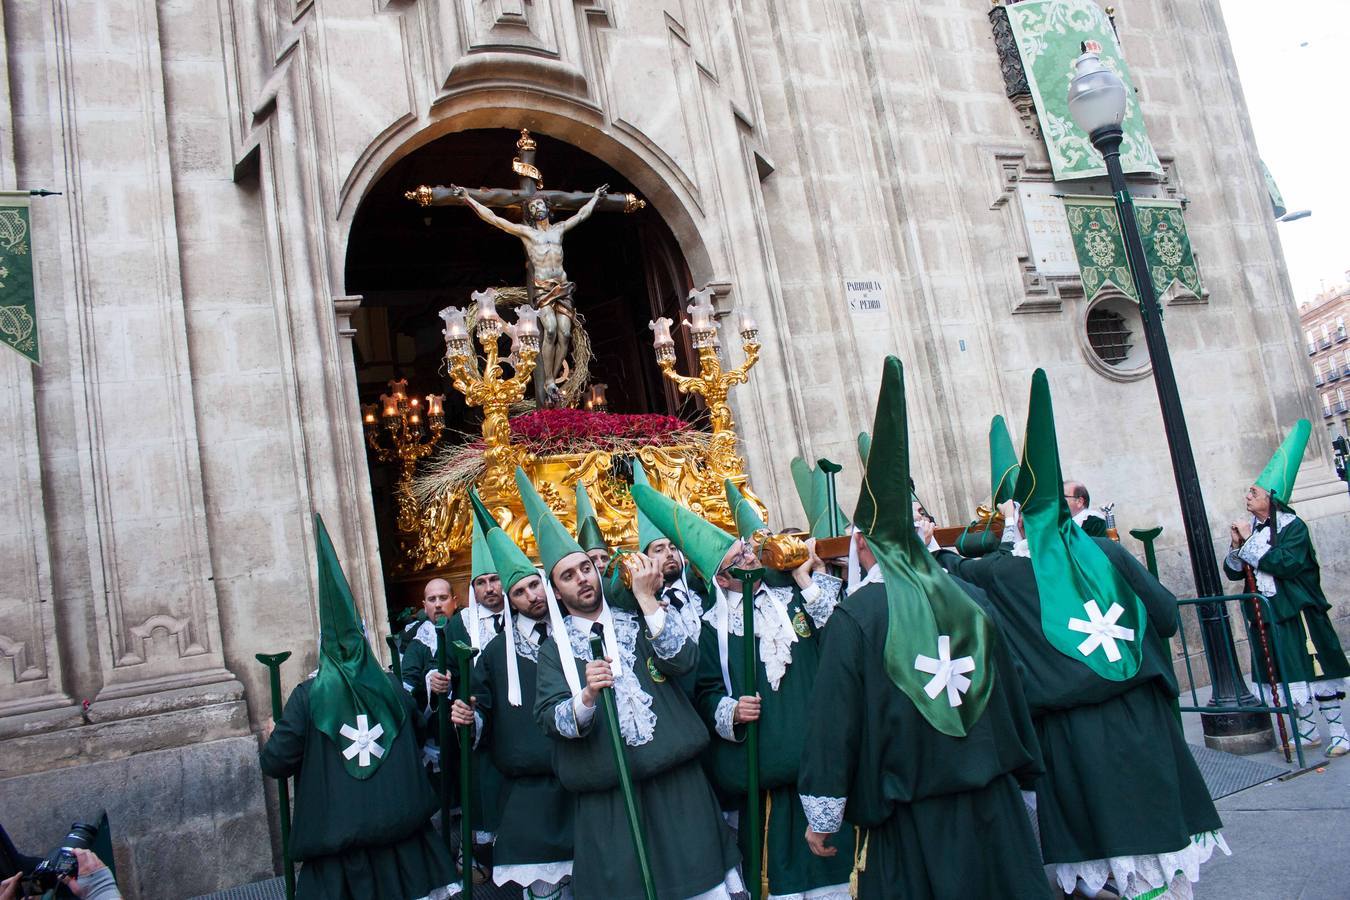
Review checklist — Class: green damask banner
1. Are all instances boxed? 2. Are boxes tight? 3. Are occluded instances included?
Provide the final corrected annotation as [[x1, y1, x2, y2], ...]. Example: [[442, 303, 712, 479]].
[[1005, 0, 1162, 181], [1135, 199, 1203, 301], [1063, 196, 1203, 303], [0, 194, 37, 365], [1063, 197, 1135, 301]]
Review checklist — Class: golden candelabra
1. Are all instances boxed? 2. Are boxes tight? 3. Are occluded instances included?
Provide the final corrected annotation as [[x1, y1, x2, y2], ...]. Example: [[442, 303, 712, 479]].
[[363, 379, 445, 533], [441, 289, 540, 494], [649, 287, 760, 473]]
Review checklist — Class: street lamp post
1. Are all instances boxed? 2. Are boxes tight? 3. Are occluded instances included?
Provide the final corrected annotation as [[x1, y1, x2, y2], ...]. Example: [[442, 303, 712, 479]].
[[1067, 47, 1273, 749]]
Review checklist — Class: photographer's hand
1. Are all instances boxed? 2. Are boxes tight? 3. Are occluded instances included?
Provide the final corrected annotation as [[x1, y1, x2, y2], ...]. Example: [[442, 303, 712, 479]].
[[60, 848, 111, 898], [1, 872, 20, 900]]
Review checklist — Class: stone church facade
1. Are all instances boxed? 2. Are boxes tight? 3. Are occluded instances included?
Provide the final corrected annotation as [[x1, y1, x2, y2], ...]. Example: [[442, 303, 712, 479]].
[[0, 2, 1340, 896]]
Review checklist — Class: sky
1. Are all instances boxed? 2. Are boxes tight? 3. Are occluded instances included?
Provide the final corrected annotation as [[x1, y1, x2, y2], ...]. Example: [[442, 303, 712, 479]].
[[1219, 0, 1350, 305]]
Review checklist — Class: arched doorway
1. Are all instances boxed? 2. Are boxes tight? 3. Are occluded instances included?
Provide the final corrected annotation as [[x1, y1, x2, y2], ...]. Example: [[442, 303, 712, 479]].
[[344, 128, 698, 601]]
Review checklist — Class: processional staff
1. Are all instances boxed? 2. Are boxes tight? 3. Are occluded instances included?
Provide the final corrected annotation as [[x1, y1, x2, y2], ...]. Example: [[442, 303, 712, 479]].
[[588, 634, 658, 900]]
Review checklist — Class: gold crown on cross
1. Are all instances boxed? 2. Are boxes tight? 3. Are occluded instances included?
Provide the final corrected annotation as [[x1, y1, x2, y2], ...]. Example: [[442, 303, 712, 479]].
[[516, 129, 537, 151]]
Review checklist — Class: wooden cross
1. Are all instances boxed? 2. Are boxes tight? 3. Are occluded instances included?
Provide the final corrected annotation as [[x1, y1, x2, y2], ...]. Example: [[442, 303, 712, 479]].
[[404, 129, 645, 217]]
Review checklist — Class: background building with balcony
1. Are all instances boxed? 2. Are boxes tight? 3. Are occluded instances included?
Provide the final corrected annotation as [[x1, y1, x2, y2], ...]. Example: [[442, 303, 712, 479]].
[[1300, 276, 1350, 438]]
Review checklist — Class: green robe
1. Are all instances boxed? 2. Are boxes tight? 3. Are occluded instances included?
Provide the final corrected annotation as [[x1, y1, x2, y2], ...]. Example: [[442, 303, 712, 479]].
[[693, 576, 855, 897], [1222, 513, 1350, 688], [448, 608, 506, 835], [472, 619, 574, 876], [939, 541, 1222, 865], [260, 674, 456, 900], [534, 608, 740, 900], [797, 581, 1049, 899], [398, 624, 456, 803], [1076, 511, 1109, 538]]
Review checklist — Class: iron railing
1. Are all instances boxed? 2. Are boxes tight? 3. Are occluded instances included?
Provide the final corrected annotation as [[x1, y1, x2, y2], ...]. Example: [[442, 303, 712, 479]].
[[1174, 593, 1305, 769]]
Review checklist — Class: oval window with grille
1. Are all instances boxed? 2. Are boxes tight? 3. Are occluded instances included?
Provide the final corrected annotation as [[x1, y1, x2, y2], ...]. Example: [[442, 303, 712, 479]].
[[1079, 292, 1151, 381]]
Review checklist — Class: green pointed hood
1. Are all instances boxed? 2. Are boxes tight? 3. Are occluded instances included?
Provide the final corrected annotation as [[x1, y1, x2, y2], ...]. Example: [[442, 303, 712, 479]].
[[789, 457, 816, 528], [857, 431, 872, 466], [630, 483, 737, 592], [573, 481, 609, 553], [1255, 419, 1311, 510], [631, 460, 666, 551], [956, 415, 1022, 557], [854, 357, 996, 737], [724, 479, 767, 540], [515, 467, 586, 579], [989, 415, 1021, 506], [470, 489, 496, 581], [470, 489, 536, 593], [1019, 370, 1146, 681], [309, 514, 406, 778]]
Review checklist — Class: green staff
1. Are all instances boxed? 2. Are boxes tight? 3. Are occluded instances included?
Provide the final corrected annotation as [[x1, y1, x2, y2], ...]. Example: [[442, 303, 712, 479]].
[[588, 634, 657, 900], [818, 458, 844, 538], [1129, 526, 1164, 578], [451, 637, 479, 900], [255, 651, 296, 900], [730, 566, 764, 900], [433, 618, 456, 863]]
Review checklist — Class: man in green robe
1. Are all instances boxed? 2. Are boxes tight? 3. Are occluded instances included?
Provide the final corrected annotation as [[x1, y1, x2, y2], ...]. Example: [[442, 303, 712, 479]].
[[575, 481, 612, 575], [518, 467, 742, 900], [260, 515, 457, 899], [398, 579, 454, 703], [1223, 419, 1350, 756], [455, 511, 510, 854], [405, 509, 505, 871], [632, 460, 711, 640], [938, 370, 1226, 900], [451, 495, 575, 898], [797, 357, 1048, 899], [1063, 480, 1108, 537], [638, 480, 853, 900]]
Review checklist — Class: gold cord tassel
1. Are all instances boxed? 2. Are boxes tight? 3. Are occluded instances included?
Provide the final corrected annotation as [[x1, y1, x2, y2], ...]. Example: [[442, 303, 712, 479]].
[[1303, 610, 1325, 678], [849, 828, 868, 899]]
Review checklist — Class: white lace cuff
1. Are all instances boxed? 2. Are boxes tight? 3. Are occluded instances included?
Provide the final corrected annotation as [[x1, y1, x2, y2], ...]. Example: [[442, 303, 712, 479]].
[[648, 609, 687, 659], [714, 695, 740, 741], [1223, 548, 1245, 574], [1237, 534, 1270, 570], [800, 794, 846, 834], [803, 573, 843, 627], [554, 698, 587, 739], [472, 710, 484, 749], [424, 669, 444, 717]]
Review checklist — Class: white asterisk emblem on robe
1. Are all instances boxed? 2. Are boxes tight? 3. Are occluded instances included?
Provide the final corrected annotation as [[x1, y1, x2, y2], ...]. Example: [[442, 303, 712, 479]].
[[914, 635, 976, 707], [339, 714, 385, 767], [1067, 599, 1135, 663]]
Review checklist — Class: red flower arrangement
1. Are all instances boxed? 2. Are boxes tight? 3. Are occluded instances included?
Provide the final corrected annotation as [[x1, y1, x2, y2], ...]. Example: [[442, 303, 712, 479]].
[[509, 408, 693, 452]]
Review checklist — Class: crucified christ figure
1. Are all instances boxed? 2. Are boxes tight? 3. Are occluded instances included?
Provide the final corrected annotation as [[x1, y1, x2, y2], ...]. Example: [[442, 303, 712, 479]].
[[449, 183, 607, 407]]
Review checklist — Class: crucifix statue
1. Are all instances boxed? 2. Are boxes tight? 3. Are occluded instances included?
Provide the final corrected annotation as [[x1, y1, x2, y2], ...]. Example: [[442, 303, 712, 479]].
[[406, 129, 646, 407]]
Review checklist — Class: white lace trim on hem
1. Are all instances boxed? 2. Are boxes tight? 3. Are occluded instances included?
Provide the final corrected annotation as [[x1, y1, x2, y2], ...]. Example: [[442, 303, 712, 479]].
[[1049, 831, 1231, 898], [684, 867, 745, 900], [491, 860, 574, 888], [770, 885, 851, 900]]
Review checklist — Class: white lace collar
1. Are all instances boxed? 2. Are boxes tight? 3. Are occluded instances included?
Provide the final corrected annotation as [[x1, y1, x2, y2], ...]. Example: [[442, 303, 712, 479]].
[[708, 584, 800, 693], [562, 610, 657, 747]]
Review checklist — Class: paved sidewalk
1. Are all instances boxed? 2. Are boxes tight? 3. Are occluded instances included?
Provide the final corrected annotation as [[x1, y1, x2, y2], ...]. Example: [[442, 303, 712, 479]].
[[1182, 704, 1350, 898]]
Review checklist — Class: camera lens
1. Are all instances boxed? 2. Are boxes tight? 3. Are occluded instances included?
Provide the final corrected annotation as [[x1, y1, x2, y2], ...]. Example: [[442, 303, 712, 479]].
[[63, 822, 98, 850]]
